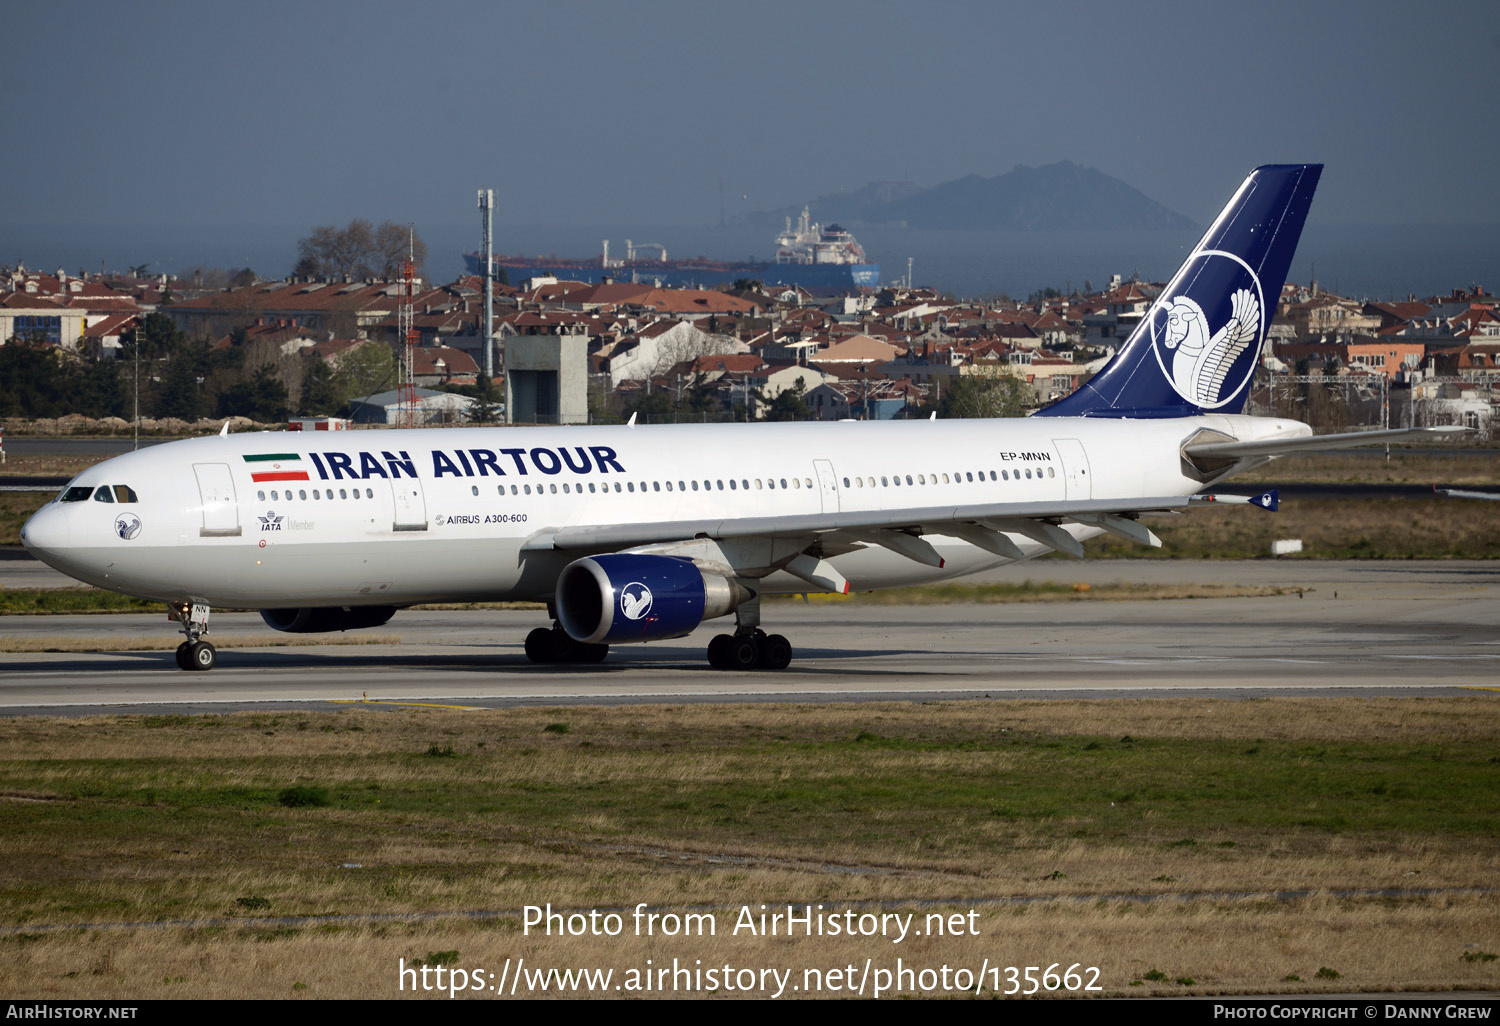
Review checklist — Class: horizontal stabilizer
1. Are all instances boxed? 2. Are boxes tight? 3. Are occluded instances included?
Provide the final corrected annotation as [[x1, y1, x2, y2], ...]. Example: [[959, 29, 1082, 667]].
[[1193, 490, 1279, 512], [1183, 426, 1467, 460]]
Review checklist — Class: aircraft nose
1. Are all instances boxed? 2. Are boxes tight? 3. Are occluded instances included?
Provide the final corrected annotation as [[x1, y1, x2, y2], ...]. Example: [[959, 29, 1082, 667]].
[[20, 504, 71, 565]]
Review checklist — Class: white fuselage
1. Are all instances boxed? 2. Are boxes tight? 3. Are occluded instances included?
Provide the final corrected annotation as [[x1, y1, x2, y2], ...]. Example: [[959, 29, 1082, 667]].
[[21, 414, 1289, 609]]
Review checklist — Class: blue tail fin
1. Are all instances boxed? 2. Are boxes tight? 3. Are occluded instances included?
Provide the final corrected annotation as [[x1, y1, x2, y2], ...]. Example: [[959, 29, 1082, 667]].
[[1037, 164, 1321, 419]]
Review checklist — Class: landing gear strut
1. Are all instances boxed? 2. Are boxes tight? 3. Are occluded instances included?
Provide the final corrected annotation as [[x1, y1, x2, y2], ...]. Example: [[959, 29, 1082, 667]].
[[707, 594, 792, 671], [171, 602, 216, 672], [524, 622, 608, 664]]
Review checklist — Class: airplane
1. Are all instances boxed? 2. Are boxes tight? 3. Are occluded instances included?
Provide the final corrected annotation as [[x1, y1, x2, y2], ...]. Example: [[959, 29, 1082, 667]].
[[1434, 485, 1500, 501], [20, 164, 1465, 672]]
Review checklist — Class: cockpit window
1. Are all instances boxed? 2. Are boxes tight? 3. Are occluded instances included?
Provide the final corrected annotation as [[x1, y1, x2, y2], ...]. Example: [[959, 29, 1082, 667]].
[[61, 486, 93, 503], [93, 486, 115, 503], [113, 485, 139, 503]]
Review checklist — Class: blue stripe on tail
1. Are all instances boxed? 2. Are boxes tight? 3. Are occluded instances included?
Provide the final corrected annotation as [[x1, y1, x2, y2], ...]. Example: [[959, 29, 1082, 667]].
[[1036, 164, 1321, 419]]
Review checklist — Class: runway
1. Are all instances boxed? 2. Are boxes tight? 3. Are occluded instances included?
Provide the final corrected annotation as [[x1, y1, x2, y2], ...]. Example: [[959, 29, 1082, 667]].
[[2, 560, 1497, 714]]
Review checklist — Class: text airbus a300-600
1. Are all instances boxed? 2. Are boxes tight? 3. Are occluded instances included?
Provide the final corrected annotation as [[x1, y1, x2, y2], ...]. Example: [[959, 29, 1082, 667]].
[[20, 164, 1462, 672]]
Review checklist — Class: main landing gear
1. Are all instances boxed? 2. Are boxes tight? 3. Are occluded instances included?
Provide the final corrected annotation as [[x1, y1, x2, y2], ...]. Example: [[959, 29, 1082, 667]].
[[524, 622, 609, 664], [707, 594, 792, 671], [171, 602, 217, 671]]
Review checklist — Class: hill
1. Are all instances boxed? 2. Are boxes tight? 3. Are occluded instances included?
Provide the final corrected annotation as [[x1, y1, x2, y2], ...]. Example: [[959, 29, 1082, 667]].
[[745, 162, 1197, 231]]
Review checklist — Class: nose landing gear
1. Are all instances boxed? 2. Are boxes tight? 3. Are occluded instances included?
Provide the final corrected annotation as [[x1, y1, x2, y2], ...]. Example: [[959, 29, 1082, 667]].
[[171, 602, 216, 671]]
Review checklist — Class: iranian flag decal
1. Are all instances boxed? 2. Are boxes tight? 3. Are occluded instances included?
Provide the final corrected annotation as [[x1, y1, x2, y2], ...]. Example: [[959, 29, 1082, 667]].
[[243, 453, 310, 483]]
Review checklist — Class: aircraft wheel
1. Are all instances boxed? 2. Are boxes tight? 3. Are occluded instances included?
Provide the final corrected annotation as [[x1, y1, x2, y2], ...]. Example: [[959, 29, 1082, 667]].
[[549, 628, 580, 663], [174, 642, 192, 671], [187, 641, 217, 672], [577, 643, 609, 663], [758, 634, 792, 670], [524, 627, 555, 663], [707, 634, 734, 669], [728, 634, 760, 670]]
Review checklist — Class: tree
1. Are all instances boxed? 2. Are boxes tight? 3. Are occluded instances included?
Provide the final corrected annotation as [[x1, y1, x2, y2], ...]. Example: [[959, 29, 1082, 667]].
[[758, 377, 812, 422], [295, 220, 426, 280], [464, 375, 505, 425], [936, 373, 1032, 419], [335, 341, 398, 403], [216, 364, 288, 423], [299, 360, 341, 416]]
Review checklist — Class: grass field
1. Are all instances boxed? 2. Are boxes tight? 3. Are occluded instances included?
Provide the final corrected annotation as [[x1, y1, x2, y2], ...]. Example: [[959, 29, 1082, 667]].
[[3, 698, 1498, 998]]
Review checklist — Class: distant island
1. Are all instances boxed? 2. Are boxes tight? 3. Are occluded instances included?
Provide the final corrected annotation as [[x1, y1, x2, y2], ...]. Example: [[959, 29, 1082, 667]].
[[741, 161, 1197, 232]]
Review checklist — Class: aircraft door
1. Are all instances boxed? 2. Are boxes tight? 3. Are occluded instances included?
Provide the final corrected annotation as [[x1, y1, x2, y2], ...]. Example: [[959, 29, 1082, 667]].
[[1053, 438, 1092, 501], [813, 458, 840, 513], [390, 478, 428, 532], [193, 463, 241, 537]]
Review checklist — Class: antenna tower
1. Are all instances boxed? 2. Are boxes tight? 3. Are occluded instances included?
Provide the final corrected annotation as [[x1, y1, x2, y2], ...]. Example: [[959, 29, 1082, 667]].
[[398, 226, 419, 428]]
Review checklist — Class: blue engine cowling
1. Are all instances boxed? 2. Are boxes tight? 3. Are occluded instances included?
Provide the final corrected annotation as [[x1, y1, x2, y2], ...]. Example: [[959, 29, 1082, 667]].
[[556, 554, 747, 645]]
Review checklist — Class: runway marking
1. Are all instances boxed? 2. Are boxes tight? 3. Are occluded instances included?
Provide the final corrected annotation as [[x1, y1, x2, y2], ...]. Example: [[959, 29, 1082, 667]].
[[326, 699, 484, 710]]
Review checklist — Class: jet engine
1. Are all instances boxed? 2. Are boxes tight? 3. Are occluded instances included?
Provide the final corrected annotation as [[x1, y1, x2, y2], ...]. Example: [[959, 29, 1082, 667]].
[[556, 554, 751, 645], [260, 605, 398, 633]]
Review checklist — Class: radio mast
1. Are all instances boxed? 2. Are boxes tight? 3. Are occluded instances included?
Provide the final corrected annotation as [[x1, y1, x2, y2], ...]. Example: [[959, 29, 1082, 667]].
[[397, 226, 419, 429]]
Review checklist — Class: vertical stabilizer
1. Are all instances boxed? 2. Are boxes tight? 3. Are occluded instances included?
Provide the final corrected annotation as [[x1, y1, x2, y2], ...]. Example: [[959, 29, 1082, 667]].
[[1037, 164, 1321, 419]]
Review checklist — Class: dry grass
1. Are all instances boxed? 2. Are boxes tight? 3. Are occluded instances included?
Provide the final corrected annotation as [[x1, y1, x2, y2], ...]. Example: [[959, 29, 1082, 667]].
[[1237, 450, 1500, 486], [1, 697, 1498, 997], [3, 894, 1498, 999], [1088, 497, 1500, 558]]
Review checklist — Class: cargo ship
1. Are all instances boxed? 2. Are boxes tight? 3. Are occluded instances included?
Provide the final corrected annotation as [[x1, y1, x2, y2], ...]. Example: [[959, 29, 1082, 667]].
[[464, 208, 879, 294]]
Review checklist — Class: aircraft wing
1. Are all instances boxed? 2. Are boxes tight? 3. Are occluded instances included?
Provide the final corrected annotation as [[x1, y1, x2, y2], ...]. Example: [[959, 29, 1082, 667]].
[[1182, 425, 1467, 459], [524, 490, 1275, 570]]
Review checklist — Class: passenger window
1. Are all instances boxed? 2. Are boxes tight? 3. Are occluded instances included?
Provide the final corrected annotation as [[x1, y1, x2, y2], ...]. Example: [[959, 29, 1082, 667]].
[[729, 480, 736, 490], [628, 482, 635, 493], [471, 485, 479, 496], [549, 484, 557, 494], [691, 481, 699, 491], [905, 475, 913, 485], [366, 488, 373, 498], [666, 481, 674, 492], [990, 471, 997, 481], [653, 482, 660, 492], [339, 489, 347, 499], [1048, 467, 1056, 478], [258, 490, 267, 501], [524, 485, 532, 495], [94, 486, 114, 503], [1025, 469, 1033, 479], [843, 477, 850, 488], [780, 479, 788, 489], [588, 483, 595, 493], [299, 489, 307, 500], [614, 482, 622, 493]]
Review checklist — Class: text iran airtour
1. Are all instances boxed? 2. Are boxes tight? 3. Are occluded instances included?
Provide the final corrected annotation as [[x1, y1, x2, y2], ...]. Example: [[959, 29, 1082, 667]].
[[304, 446, 627, 481]]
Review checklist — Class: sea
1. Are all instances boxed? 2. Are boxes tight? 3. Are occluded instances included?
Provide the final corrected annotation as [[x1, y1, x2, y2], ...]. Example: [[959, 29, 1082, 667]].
[[2, 220, 1495, 303]]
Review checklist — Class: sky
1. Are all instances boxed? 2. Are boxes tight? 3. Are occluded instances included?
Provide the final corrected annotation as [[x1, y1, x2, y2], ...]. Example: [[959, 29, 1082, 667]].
[[4, 0, 1498, 232]]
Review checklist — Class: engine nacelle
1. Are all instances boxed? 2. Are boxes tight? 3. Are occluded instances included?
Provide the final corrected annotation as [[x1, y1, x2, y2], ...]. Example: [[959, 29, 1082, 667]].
[[556, 554, 750, 645], [260, 605, 398, 634]]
